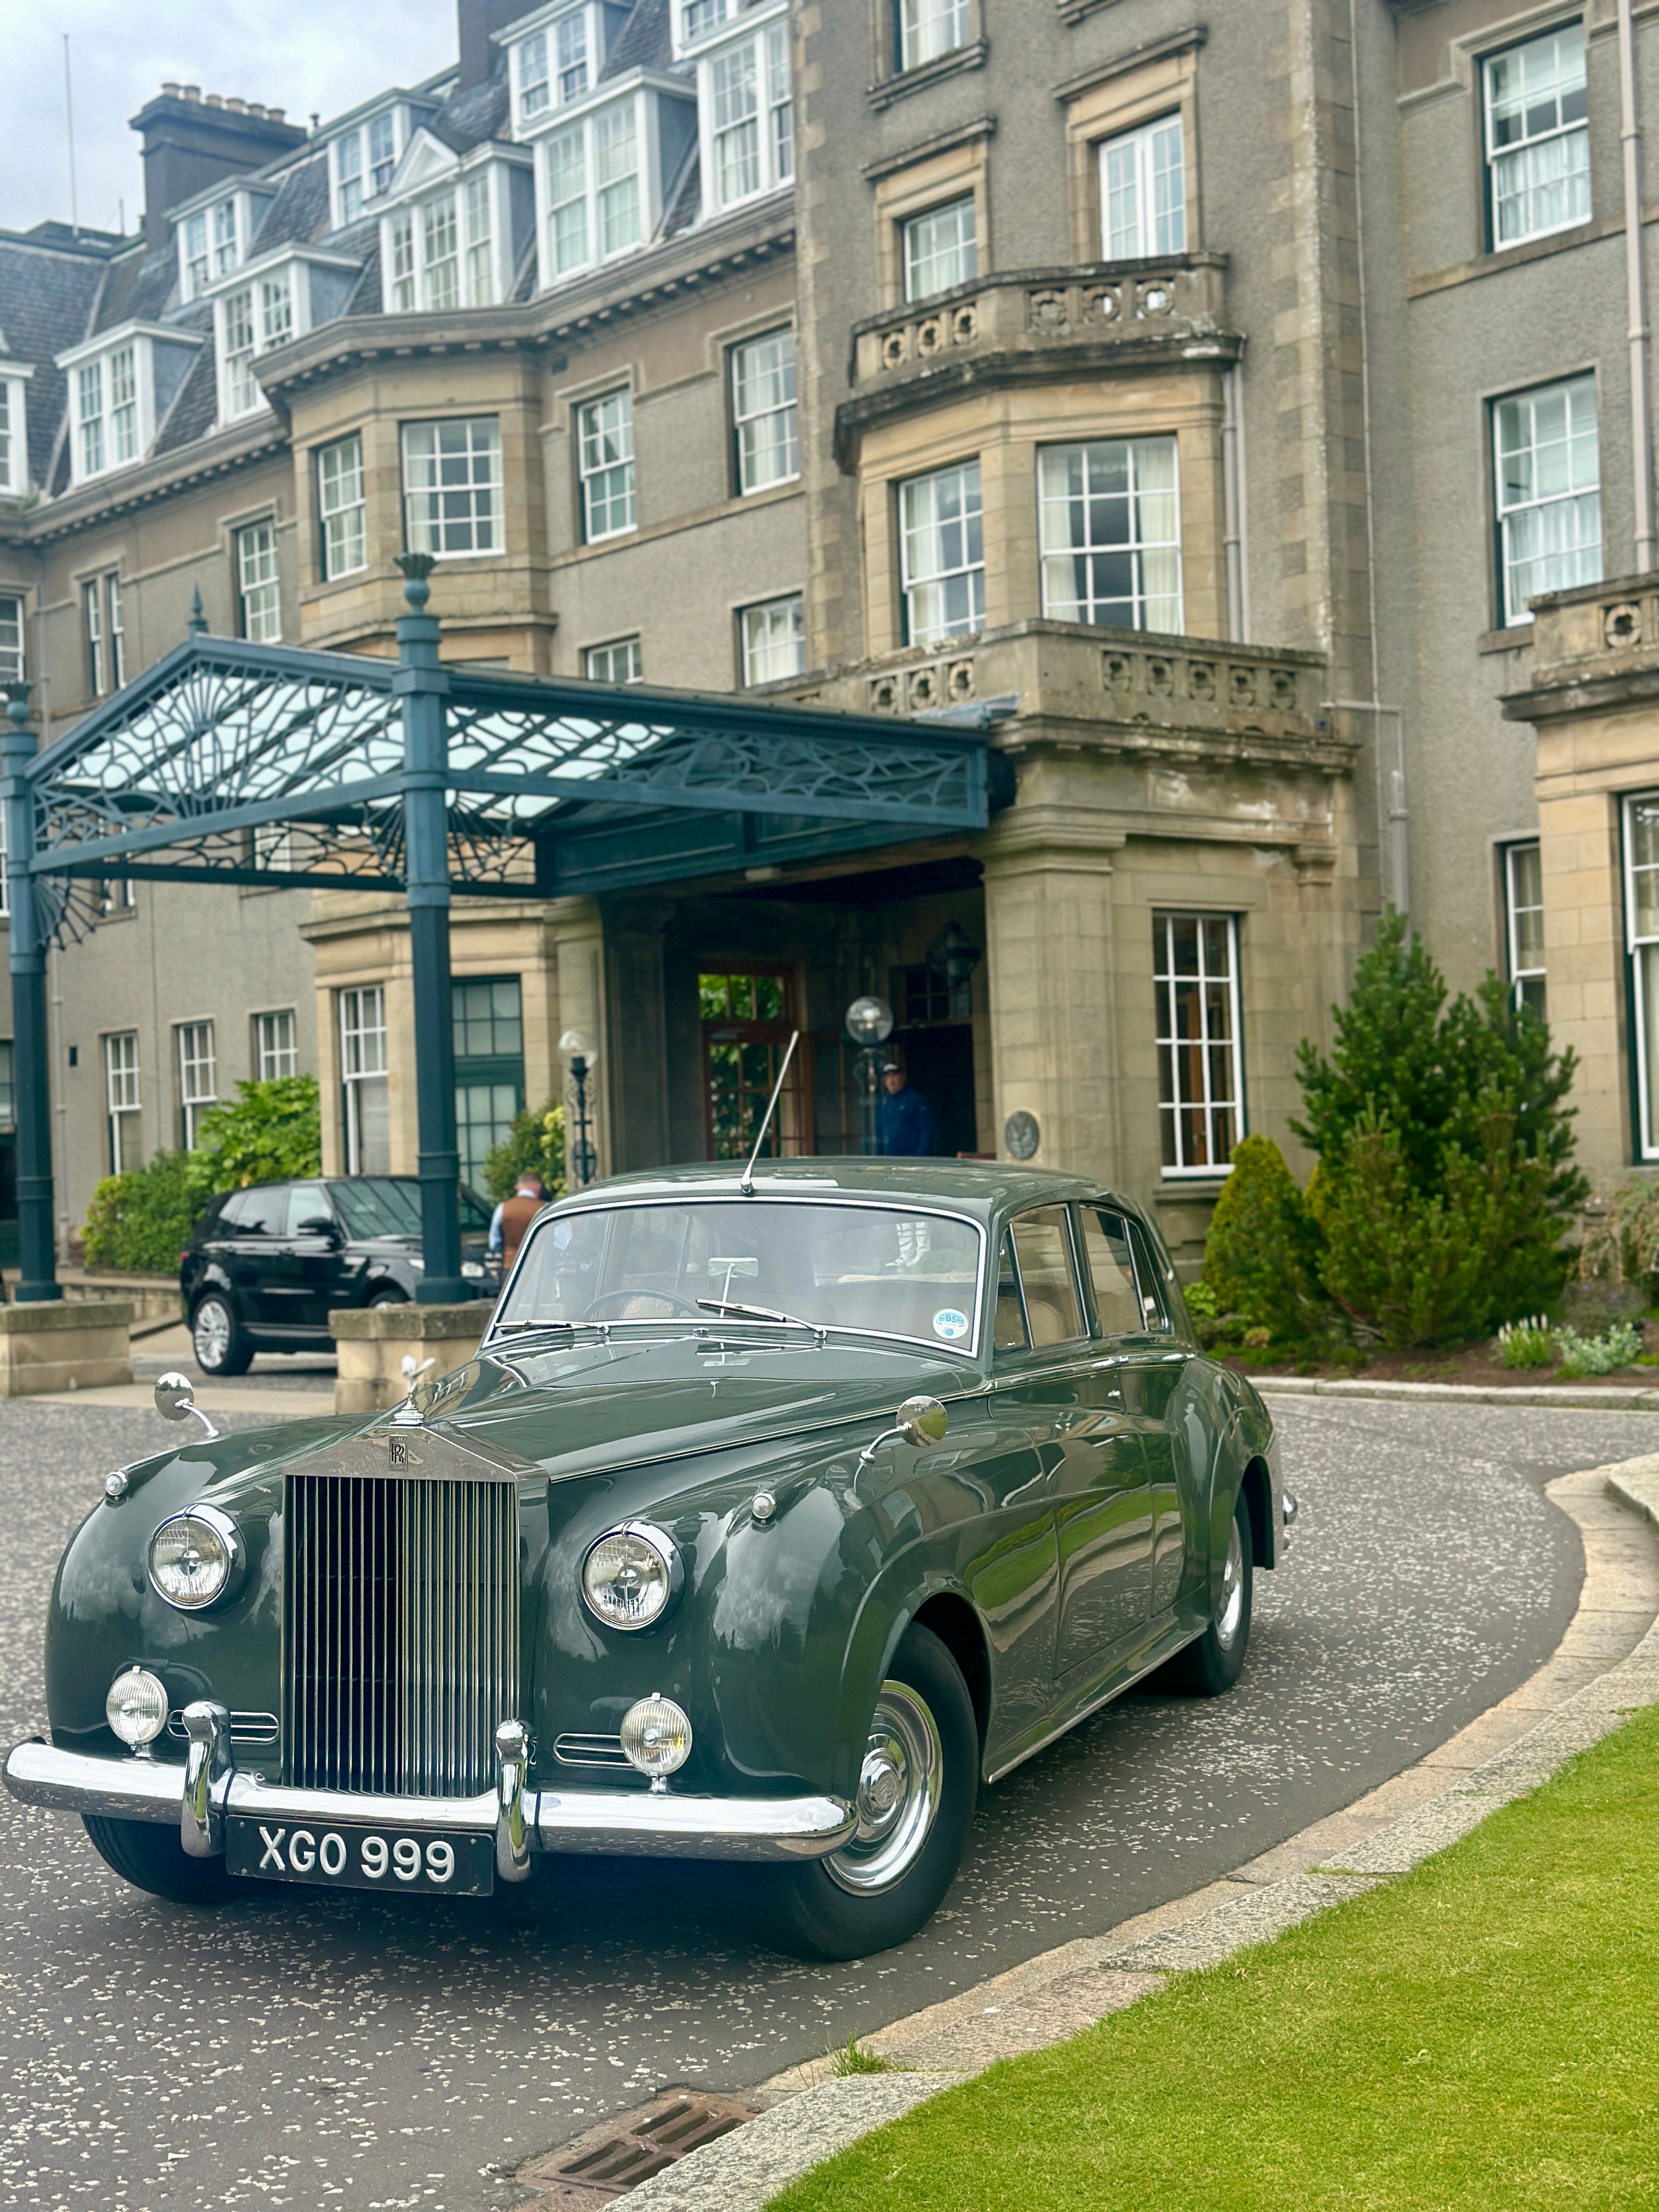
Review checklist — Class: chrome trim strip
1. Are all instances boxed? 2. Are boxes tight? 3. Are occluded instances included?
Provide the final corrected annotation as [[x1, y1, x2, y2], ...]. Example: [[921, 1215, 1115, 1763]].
[[4, 1740, 857, 1861]]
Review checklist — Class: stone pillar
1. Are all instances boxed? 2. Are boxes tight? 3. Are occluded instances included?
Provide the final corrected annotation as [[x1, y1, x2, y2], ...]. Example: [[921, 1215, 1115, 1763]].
[[549, 898, 608, 1187], [980, 808, 1124, 1181], [606, 900, 673, 1173]]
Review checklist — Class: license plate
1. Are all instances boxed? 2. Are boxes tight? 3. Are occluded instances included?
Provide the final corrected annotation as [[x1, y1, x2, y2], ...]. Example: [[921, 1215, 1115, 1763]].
[[225, 1816, 494, 1896]]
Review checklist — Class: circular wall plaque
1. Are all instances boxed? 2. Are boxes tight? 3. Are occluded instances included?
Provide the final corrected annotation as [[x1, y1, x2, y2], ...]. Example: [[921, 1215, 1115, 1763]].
[[1004, 1110, 1040, 1161]]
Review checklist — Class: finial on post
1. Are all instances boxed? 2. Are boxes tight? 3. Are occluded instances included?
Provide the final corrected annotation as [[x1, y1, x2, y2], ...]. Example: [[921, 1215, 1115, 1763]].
[[396, 550, 437, 614], [3, 678, 35, 742], [188, 586, 208, 637]]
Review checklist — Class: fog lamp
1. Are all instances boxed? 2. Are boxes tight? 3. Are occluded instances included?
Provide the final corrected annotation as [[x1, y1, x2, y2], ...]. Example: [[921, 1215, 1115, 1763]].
[[106, 1666, 169, 1752], [582, 1525, 682, 1631], [620, 1694, 692, 1790], [148, 1506, 241, 1611]]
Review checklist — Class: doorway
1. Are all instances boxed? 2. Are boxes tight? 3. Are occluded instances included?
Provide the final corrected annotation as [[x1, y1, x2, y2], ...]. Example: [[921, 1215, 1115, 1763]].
[[699, 968, 811, 1160]]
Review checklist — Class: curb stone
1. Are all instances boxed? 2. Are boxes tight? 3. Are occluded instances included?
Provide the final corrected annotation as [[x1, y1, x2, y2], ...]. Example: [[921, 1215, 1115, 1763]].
[[518, 1456, 1659, 2212], [1252, 1375, 1659, 1409]]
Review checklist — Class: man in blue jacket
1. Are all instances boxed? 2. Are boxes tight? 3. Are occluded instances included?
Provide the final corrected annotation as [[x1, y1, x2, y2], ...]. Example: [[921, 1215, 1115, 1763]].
[[876, 1059, 934, 1155]]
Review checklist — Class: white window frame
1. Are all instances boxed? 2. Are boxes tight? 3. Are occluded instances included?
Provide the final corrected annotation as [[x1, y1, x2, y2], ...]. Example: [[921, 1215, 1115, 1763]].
[[104, 1032, 140, 1174], [899, 459, 985, 647], [318, 433, 368, 580], [1494, 375, 1601, 627], [0, 593, 23, 689], [1627, 794, 1659, 1161], [236, 519, 281, 642], [902, 194, 978, 303], [0, 369, 31, 496], [330, 108, 406, 230], [1098, 112, 1187, 260], [109, 574, 126, 691], [401, 417, 505, 557], [1039, 436, 1183, 633], [1503, 840, 1547, 1019], [539, 97, 646, 282], [577, 389, 636, 541], [518, 27, 553, 122], [254, 1008, 299, 1081], [701, 14, 793, 216], [1484, 24, 1590, 251], [83, 575, 123, 698], [732, 328, 798, 494], [584, 635, 642, 682], [1154, 911, 1244, 1178], [177, 1021, 218, 1150], [340, 985, 390, 1176], [512, 5, 613, 128], [741, 594, 805, 685], [58, 328, 200, 488], [383, 164, 511, 314], [898, 0, 971, 72]]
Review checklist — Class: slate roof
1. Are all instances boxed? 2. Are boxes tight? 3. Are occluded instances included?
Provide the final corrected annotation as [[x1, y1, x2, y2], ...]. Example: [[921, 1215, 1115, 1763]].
[[0, 234, 110, 489], [249, 156, 332, 258], [604, 0, 673, 78]]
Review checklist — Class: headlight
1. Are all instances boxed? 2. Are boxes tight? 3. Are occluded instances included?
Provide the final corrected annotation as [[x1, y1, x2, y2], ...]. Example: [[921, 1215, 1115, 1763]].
[[148, 1506, 241, 1611], [461, 1260, 486, 1279], [106, 1666, 169, 1750], [581, 1523, 683, 1631], [620, 1694, 692, 1786]]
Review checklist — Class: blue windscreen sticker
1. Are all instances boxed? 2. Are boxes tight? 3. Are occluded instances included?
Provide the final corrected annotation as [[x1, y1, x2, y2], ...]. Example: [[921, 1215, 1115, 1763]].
[[932, 1307, 970, 1341]]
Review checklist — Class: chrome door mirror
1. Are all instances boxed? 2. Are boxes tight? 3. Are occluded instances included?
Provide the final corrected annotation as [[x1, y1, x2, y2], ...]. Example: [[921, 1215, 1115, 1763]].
[[896, 1395, 949, 1447], [154, 1372, 218, 1440]]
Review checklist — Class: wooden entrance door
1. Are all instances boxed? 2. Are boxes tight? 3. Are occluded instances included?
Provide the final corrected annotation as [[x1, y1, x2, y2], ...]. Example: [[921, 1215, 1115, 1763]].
[[699, 968, 811, 1160]]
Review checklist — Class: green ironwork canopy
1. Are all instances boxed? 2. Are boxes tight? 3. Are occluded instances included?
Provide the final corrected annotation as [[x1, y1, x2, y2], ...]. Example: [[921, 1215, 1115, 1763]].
[[22, 631, 993, 939]]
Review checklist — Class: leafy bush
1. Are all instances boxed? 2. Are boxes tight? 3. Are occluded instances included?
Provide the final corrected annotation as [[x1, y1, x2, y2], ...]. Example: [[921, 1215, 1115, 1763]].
[[83, 1150, 212, 1274], [1554, 1321, 1643, 1378], [1496, 1315, 1554, 1369], [1204, 1136, 1325, 1344], [194, 1076, 321, 1188], [1575, 1181, 1659, 1298], [1182, 1278, 1221, 1323], [482, 1099, 565, 1203]]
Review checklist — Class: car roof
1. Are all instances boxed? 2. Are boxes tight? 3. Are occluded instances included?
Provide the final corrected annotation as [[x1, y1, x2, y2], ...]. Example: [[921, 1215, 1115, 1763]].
[[558, 1158, 1135, 1226]]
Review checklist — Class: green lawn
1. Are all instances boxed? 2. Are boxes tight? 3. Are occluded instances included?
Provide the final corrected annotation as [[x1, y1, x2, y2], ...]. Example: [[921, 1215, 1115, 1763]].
[[772, 1706, 1659, 2212]]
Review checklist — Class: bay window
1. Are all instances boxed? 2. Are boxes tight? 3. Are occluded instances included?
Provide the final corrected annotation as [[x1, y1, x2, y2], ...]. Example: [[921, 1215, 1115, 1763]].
[[1039, 437, 1183, 633], [1485, 25, 1589, 250], [1494, 375, 1601, 626], [900, 460, 984, 646], [1098, 114, 1186, 259], [1154, 912, 1243, 1177], [401, 417, 504, 556]]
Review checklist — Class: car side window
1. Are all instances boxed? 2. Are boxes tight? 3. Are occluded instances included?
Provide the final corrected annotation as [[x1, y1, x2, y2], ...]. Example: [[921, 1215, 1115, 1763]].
[[994, 1231, 1029, 1352], [211, 1192, 246, 1236], [1008, 1207, 1087, 1347], [1127, 1221, 1174, 1333], [285, 1185, 334, 1237], [1076, 1207, 1142, 1338], [235, 1185, 287, 1238]]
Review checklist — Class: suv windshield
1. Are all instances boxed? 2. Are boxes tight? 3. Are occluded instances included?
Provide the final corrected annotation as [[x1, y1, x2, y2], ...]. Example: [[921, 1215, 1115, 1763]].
[[500, 1201, 983, 1351], [328, 1178, 492, 1239]]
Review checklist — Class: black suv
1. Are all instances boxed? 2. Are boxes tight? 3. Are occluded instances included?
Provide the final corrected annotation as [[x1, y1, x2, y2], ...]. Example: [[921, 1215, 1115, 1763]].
[[179, 1176, 494, 1375]]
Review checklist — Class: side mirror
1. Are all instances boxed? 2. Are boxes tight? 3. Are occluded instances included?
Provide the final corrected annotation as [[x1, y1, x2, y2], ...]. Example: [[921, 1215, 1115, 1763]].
[[896, 1395, 949, 1447], [297, 1216, 339, 1241], [155, 1372, 218, 1440]]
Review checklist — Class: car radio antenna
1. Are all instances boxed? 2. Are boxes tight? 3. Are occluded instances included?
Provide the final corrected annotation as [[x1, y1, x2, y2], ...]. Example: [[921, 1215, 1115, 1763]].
[[740, 1029, 800, 1197]]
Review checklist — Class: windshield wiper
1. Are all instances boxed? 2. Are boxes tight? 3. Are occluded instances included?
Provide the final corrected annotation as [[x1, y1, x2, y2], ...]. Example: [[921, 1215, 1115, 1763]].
[[697, 1297, 821, 1333]]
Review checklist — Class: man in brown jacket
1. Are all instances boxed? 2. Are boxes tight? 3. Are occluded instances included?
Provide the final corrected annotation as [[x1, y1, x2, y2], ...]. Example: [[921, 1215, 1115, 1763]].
[[489, 1173, 546, 1275]]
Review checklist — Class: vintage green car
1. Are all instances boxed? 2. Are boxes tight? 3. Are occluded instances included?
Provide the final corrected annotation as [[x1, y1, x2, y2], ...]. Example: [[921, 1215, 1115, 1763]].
[[6, 1161, 1288, 1959]]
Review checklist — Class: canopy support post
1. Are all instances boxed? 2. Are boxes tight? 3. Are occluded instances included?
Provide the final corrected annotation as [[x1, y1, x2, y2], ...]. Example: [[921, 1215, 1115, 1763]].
[[2, 684, 61, 1302], [394, 557, 466, 1306]]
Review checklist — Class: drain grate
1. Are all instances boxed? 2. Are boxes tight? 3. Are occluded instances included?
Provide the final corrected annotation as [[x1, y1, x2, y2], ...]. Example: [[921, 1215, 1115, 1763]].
[[517, 2090, 757, 2205]]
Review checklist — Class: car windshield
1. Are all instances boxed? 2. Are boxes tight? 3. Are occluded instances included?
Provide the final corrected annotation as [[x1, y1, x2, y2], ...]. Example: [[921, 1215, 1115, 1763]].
[[499, 1201, 983, 1351]]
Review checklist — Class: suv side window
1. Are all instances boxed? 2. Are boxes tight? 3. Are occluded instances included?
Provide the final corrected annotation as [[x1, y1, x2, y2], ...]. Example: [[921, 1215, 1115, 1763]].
[[235, 1184, 288, 1238], [211, 1192, 246, 1235], [1076, 1206, 1142, 1338], [1007, 1207, 1087, 1347], [285, 1184, 334, 1237]]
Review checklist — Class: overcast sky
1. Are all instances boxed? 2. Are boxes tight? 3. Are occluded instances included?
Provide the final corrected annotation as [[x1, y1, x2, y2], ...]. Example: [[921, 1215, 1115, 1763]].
[[2, 2, 461, 240]]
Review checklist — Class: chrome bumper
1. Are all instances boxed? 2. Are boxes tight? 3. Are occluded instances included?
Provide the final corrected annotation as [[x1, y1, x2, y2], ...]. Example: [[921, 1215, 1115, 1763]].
[[5, 1719, 856, 1869]]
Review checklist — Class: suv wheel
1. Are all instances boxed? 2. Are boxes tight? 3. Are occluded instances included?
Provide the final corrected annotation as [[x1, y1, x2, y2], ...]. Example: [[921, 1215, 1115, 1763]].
[[191, 1291, 253, 1376]]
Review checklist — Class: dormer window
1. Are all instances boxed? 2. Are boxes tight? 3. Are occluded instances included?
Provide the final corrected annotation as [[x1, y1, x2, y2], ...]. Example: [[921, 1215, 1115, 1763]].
[[177, 188, 270, 302], [543, 99, 649, 279], [697, 3, 793, 215], [381, 155, 528, 313], [509, 4, 628, 133], [57, 325, 204, 486], [0, 365, 31, 496], [206, 251, 361, 425], [674, 0, 770, 60], [330, 106, 407, 229]]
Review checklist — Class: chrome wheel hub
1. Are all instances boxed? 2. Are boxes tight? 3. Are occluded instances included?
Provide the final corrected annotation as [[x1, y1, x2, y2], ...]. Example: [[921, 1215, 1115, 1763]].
[[1215, 1516, 1245, 1649], [826, 1680, 942, 1897], [194, 1302, 230, 1367]]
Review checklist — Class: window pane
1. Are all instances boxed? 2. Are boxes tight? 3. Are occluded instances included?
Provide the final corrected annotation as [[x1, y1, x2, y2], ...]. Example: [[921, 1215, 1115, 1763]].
[[994, 1231, 1029, 1351], [578, 390, 636, 539], [1077, 1208, 1143, 1336], [585, 635, 642, 682], [903, 195, 977, 302], [1495, 376, 1600, 623], [900, 460, 984, 646], [236, 520, 281, 642], [1486, 27, 1590, 247], [1040, 437, 1182, 632], [1009, 1207, 1085, 1344], [732, 328, 798, 493], [1099, 114, 1186, 258], [319, 433, 367, 578], [742, 595, 805, 684], [900, 0, 971, 71], [402, 416, 503, 555], [1154, 911, 1242, 1175]]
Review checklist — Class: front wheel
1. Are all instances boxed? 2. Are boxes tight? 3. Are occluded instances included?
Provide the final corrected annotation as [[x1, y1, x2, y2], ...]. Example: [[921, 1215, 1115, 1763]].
[[191, 1291, 252, 1376], [83, 1816, 242, 1905], [752, 1623, 977, 1961], [1165, 1486, 1254, 1696]]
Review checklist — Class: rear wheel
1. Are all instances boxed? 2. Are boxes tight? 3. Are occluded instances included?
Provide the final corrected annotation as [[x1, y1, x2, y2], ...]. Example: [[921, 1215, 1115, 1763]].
[[191, 1291, 252, 1377], [366, 1287, 405, 1308], [752, 1623, 977, 1961], [82, 1816, 241, 1905], [1166, 1487, 1253, 1696]]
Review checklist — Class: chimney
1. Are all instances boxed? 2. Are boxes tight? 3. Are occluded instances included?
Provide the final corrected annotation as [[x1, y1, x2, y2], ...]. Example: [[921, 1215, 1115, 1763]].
[[456, 0, 526, 89], [129, 87, 308, 250]]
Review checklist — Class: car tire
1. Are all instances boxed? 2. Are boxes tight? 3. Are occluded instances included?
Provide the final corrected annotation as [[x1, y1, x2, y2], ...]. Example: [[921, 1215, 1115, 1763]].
[[751, 1622, 977, 1962], [1165, 1486, 1253, 1697], [190, 1291, 253, 1377], [366, 1287, 405, 1307], [82, 1816, 241, 1906]]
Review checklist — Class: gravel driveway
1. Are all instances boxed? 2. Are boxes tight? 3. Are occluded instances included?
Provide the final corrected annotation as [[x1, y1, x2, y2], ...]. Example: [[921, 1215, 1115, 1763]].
[[1, 1393, 1651, 2211]]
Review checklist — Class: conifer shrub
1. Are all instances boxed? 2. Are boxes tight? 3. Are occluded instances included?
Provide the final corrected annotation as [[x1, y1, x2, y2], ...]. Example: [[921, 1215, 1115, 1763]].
[[1203, 1135, 1324, 1344]]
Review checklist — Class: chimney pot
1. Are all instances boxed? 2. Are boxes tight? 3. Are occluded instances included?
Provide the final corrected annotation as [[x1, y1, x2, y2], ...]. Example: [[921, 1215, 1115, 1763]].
[[247, 102, 266, 119], [225, 97, 246, 114], [183, 84, 201, 100], [269, 108, 285, 122], [205, 93, 224, 108], [162, 80, 182, 97]]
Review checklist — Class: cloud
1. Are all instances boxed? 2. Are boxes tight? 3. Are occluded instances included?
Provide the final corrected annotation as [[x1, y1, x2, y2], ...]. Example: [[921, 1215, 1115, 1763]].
[[3, 2, 459, 239]]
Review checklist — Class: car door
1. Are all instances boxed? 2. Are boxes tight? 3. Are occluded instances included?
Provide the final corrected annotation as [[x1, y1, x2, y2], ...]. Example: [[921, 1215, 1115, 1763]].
[[285, 1183, 347, 1332], [1121, 1215, 1196, 1615], [1029, 1205, 1154, 1684], [229, 1183, 296, 1330]]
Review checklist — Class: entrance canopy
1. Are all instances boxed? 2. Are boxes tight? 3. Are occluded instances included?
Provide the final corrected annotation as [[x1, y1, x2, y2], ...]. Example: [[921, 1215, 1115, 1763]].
[[2, 563, 994, 1304], [20, 630, 993, 938]]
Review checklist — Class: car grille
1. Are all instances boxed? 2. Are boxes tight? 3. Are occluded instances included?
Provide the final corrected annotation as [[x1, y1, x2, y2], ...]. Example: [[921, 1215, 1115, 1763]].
[[285, 1472, 520, 1798]]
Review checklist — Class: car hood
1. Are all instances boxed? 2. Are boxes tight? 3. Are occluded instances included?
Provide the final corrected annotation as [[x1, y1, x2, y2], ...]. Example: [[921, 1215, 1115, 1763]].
[[403, 1329, 979, 1480]]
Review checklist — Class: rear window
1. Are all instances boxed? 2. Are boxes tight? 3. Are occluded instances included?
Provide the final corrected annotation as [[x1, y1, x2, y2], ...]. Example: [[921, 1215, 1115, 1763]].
[[329, 1179, 423, 1238]]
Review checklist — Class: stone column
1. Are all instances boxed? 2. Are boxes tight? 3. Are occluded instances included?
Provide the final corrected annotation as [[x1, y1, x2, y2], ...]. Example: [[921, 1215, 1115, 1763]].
[[980, 808, 1125, 1181], [548, 898, 608, 1186]]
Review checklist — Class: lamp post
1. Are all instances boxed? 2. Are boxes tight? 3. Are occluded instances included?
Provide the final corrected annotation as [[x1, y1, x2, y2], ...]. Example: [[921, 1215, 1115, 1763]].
[[844, 994, 894, 1157], [3, 681, 60, 1301], [560, 1028, 599, 1188]]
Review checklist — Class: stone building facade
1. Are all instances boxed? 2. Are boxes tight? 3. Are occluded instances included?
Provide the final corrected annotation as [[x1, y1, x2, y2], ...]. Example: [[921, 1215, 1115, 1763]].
[[4, 0, 1659, 1279]]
